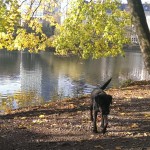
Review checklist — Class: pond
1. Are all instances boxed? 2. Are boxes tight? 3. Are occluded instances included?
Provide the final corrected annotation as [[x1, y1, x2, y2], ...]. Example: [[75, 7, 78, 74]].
[[0, 49, 150, 113]]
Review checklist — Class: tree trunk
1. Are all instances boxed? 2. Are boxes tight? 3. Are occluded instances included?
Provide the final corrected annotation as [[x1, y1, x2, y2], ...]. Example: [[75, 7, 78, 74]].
[[127, 0, 150, 72]]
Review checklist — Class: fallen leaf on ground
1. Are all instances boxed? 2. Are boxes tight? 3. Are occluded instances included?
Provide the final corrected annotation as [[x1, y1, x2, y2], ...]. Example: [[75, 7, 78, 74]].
[[120, 113, 125, 116], [115, 146, 122, 150], [131, 123, 139, 128], [144, 114, 150, 118], [39, 115, 45, 118], [95, 145, 104, 149], [138, 96, 144, 99], [69, 104, 76, 109], [32, 119, 48, 124], [144, 133, 147, 136], [21, 117, 26, 120]]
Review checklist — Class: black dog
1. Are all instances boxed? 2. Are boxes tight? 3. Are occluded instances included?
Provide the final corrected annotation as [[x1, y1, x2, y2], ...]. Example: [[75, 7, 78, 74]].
[[90, 78, 112, 134]]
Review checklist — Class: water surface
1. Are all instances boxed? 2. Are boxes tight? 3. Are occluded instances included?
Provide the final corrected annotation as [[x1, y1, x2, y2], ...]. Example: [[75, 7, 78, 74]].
[[0, 50, 149, 112]]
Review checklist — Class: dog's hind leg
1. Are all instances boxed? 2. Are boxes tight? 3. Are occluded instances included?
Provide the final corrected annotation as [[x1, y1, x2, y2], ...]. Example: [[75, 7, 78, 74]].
[[101, 115, 104, 128], [90, 104, 93, 121], [104, 115, 108, 126], [93, 110, 98, 133], [102, 115, 108, 134]]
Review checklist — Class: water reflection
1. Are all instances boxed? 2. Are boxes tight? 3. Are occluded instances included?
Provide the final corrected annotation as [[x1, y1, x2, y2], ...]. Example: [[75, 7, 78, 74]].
[[0, 50, 150, 112], [0, 51, 20, 97], [0, 91, 43, 114]]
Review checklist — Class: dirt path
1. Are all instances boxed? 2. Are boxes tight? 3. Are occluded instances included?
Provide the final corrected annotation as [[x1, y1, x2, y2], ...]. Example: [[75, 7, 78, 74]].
[[0, 84, 150, 150]]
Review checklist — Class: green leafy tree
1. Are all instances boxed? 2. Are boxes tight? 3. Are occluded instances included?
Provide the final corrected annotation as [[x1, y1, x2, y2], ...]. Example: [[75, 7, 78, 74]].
[[0, 0, 58, 52], [0, 0, 21, 49], [53, 0, 131, 59]]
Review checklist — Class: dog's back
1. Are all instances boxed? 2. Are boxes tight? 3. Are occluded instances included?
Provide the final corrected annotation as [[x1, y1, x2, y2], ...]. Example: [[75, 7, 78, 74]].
[[95, 94, 112, 115], [91, 88, 105, 101]]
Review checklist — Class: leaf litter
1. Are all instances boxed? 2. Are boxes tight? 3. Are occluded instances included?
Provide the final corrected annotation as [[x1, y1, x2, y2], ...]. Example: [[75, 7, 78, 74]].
[[0, 83, 150, 150]]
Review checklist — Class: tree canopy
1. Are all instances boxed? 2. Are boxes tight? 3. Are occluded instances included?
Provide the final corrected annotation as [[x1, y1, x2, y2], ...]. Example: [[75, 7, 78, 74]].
[[0, 0, 20, 50], [53, 0, 131, 59], [0, 0, 58, 52], [0, 0, 132, 58]]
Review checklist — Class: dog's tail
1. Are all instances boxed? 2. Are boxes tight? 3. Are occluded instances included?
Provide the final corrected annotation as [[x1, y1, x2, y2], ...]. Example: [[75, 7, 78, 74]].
[[100, 77, 112, 90]]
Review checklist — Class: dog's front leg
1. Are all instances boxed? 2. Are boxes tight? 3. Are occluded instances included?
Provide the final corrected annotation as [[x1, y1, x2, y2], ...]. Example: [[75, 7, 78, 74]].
[[93, 110, 98, 133]]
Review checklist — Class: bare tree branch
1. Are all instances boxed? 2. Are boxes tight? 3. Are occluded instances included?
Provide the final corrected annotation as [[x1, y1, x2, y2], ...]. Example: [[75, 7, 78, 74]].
[[18, 0, 27, 7], [31, 0, 42, 19]]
